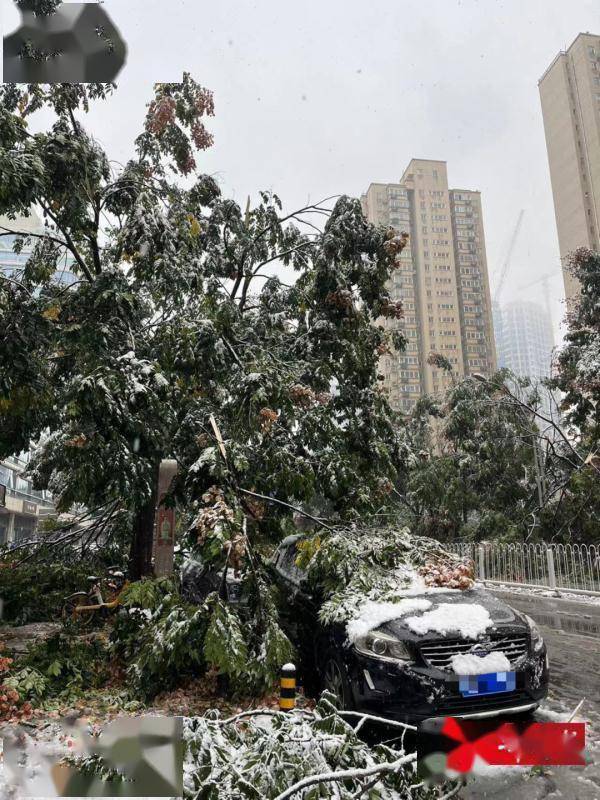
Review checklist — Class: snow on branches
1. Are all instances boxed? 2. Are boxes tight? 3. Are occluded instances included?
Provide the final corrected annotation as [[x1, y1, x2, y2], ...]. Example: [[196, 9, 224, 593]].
[[554, 248, 600, 441], [183, 694, 440, 800], [297, 526, 475, 634]]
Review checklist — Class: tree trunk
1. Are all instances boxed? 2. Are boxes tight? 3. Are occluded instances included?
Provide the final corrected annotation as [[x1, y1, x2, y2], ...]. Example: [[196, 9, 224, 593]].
[[128, 471, 159, 580]]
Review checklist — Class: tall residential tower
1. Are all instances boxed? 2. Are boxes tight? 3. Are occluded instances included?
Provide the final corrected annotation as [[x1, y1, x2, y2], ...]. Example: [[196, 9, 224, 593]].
[[361, 159, 496, 411], [539, 32, 600, 303]]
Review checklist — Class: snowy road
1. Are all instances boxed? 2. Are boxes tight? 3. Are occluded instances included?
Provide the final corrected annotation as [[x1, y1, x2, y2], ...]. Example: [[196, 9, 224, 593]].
[[462, 590, 600, 800]]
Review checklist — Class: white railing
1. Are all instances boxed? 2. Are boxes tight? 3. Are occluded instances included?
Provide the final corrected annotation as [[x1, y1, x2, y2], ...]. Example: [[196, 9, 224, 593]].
[[447, 541, 600, 596]]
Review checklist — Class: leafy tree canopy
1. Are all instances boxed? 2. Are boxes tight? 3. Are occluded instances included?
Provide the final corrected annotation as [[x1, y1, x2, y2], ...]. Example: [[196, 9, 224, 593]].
[[400, 371, 540, 542], [400, 360, 600, 545], [0, 77, 408, 577], [553, 248, 600, 447]]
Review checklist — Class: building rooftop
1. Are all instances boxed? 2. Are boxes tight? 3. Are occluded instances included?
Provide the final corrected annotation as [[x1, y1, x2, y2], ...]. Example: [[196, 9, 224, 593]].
[[538, 31, 600, 85]]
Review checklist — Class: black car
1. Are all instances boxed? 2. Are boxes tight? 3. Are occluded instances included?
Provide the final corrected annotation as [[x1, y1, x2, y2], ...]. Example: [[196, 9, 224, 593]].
[[181, 556, 244, 605], [271, 535, 549, 722]]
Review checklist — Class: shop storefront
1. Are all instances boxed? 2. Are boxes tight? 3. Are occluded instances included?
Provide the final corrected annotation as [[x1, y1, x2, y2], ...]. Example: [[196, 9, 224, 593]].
[[0, 512, 9, 545]]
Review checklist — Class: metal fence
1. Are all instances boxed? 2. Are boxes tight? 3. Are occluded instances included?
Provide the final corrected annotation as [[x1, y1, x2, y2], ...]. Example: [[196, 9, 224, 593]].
[[447, 541, 600, 596]]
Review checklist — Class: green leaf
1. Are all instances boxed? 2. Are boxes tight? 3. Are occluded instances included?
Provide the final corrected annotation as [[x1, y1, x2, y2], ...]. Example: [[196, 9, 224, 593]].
[[203, 596, 247, 678], [46, 659, 62, 677]]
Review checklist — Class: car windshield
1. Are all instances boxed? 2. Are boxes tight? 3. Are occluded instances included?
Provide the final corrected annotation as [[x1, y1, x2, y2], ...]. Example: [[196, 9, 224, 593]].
[[278, 542, 307, 585]]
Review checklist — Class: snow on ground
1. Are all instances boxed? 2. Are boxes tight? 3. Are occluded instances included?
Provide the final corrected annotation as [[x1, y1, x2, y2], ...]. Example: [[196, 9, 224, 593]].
[[0, 721, 73, 799], [405, 603, 493, 638], [1, 701, 596, 800], [534, 706, 571, 722], [346, 598, 432, 642], [450, 651, 511, 675], [465, 755, 529, 777], [490, 584, 600, 606]]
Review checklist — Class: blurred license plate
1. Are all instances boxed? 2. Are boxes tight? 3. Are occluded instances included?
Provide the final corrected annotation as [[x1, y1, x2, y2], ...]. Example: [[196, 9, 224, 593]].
[[459, 671, 516, 696]]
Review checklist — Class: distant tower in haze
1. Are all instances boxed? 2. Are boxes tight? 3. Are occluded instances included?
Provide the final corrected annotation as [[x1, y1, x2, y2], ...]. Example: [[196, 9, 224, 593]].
[[539, 32, 600, 304], [495, 301, 554, 380], [494, 300, 559, 423]]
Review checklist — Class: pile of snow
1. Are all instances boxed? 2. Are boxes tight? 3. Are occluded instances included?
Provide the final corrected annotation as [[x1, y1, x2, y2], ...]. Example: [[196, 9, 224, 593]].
[[405, 603, 493, 638], [534, 706, 569, 722], [346, 598, 432, 643], [492, 584, 600, 606], [450, 651, 511, 675]]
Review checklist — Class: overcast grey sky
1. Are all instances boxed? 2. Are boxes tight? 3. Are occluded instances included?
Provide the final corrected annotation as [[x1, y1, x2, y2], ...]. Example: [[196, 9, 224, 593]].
[[3, 0, 599, 339]]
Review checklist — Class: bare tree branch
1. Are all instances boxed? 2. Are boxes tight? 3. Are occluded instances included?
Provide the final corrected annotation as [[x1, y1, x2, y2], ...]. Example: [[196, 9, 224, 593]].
[[236, 487, 336, 532]]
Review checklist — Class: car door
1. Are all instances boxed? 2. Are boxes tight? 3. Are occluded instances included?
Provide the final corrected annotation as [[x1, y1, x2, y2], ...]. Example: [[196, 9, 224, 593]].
[[272, 541, 320, 686]]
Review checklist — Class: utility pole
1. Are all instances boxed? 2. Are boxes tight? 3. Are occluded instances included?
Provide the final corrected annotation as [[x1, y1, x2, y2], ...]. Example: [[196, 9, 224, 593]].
[[153, 458, 178, 577]]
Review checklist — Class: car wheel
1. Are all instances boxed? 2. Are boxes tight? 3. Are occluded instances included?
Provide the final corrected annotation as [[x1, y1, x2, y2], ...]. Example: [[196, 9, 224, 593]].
[[322, 655, 353, 709]]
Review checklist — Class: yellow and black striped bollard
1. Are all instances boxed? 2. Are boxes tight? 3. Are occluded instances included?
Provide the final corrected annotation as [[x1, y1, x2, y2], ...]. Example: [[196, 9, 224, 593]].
[[279, 663, 296, 711]]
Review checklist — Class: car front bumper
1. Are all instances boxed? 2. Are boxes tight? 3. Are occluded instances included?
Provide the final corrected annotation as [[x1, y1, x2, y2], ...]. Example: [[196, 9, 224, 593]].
[[348, 646, 549, 723]]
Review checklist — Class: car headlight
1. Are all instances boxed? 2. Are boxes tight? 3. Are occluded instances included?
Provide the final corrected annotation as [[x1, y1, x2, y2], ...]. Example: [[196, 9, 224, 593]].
[[354, 629, 412, 663], [525, 614, 544, 652]]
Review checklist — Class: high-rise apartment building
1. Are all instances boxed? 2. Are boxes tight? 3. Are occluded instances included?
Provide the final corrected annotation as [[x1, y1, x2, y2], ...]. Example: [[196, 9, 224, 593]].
[[361, 159, 496, 411], [539, 32, 600, 303]]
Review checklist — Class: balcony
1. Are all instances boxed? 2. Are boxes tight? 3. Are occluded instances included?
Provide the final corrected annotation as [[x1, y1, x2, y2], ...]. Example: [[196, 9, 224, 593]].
[[3, 453, 29, 469]]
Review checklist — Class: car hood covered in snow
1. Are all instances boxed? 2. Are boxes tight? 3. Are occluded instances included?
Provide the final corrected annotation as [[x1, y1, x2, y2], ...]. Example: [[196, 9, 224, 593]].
[[379, 587, 527, 642]]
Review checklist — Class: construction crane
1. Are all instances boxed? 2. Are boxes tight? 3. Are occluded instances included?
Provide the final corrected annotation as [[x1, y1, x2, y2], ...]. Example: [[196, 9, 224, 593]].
[[515, 271, 562, 343], [493, 210, 525, 303]]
